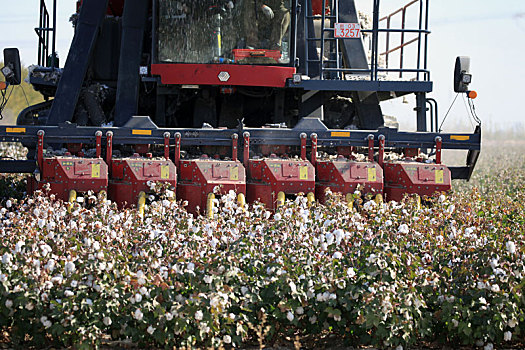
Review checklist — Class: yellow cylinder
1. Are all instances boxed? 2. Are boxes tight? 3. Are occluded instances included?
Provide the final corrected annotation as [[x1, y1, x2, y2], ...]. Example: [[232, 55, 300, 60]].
[[207, 193, 215, 218], [98, 190, 107, 200], [374, 193, 383, 205], [67, 190, 77, 213], [137, 191, 146, 217], [413, 194, 421, 210], [237, 193, 246, 211], [307, 192, 315, 207], [276, 191, 285, 208], [346, 193, 354, 211]]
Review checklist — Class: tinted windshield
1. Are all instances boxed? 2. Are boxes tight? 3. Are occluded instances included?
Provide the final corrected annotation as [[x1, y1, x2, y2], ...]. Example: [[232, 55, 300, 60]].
[[157, 0, 291, 64]]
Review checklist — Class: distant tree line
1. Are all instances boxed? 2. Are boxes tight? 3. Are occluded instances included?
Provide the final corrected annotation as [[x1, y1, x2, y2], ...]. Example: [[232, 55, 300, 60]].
[[0, 62, 43, 124]]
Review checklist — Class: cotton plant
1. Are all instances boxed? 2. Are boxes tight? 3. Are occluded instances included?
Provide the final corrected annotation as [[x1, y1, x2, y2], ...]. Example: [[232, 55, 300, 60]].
[[0, 144, 524, 348]]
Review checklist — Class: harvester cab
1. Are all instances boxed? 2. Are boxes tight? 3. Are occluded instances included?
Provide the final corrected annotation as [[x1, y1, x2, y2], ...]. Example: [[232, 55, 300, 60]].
[[0, 0, 481, 214]]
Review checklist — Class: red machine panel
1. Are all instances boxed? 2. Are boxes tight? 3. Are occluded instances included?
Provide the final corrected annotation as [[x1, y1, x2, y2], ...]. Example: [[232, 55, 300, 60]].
[[383, 162, 451, 202], [247, 157, 315, 210], [315, 156, 383, 203], [108, 157, 176, 208], [32, 156, 108, 201], [151, 64, 296, 88], [177, 158, 246, 215]]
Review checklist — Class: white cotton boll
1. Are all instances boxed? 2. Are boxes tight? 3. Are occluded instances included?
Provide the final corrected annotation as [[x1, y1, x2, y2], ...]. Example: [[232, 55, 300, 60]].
[[92, 241, 101, 251], [5, 299, 13, 308], [506, 241, 516, 254], [241, 286, 249, 295], [134, 308, 143, 320], [103, 316, 112, 326], [165, 312, 174, 321], [85, 298, 93, 305], [195, 310, 203, 321], [332, 251, 342, 260], [325, 232, 334, 245], [452, 319, 459, 327], [367, 254, 378, 264], [15, 241, 25, 253], [38, 218, 45, 228], [491, 284, 500, 293], [274, 213, 282, 221], [321, 242, 328, 251], [40, 244, 52, 256], [5, 200, 12, 208], [363, 200, 376, 211], [45, 259, 56, 272], [134, 293, 142, 303], [65, 261, 76, 276], [504, 331, 512, 341], [396, 345, 403, 350], [484, 343, 493, 350], [347, 267, 356, 278], [223, 335, 232, 344], [286, 311, 294, 322], [204, 275, 213, 284], [187, 262, 195, 271], [2, 253, 12, 265], [508, 319, 518, 328], [147, 326, 155, 335], [398, 224, 409, 234], [309, 315, 317, 324], [64, 290, 74, 297], [490, 258, 498, 269], [289, 281, 297, 294]]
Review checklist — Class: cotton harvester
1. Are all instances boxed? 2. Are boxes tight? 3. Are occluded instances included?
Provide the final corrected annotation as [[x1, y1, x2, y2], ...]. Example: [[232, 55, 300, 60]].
[[0, 0, 480, 215]]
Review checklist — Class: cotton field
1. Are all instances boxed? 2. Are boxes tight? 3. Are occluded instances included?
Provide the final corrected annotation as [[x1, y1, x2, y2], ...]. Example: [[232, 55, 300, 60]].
[[0, 143, 524, 349]]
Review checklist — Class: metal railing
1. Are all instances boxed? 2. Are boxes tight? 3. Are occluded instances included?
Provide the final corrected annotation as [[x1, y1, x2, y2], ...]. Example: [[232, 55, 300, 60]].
[[35, 0, 57, 68], [303, 0, 430, 82], [379, 0, 428, 78]]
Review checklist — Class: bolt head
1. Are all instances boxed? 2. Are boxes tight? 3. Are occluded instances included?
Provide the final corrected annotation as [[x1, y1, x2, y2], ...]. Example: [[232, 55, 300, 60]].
[[218, 71, 230, 82]]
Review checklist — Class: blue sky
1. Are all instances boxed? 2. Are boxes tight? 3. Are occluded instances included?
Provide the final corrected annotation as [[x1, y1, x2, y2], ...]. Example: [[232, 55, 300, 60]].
[[0, 0, 524, 131]]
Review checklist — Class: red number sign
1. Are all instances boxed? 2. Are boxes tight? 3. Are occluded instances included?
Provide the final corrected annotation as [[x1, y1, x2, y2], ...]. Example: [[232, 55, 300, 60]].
[[334, 23, 361, 38]]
